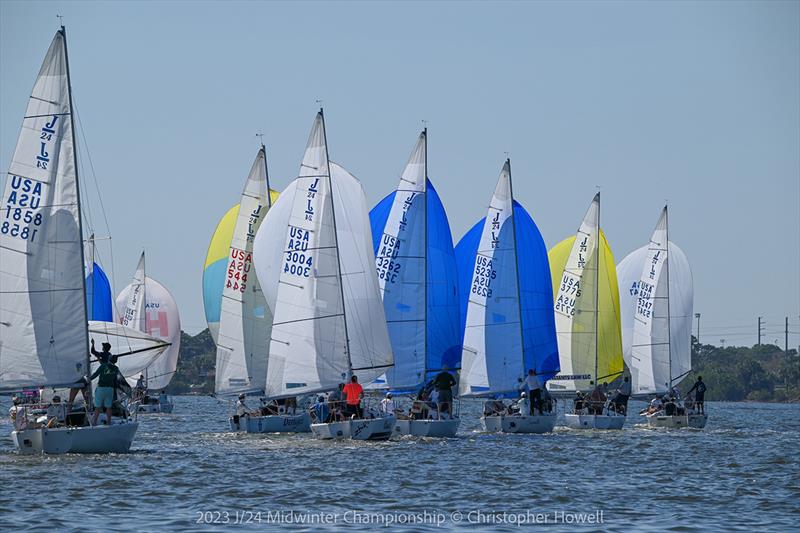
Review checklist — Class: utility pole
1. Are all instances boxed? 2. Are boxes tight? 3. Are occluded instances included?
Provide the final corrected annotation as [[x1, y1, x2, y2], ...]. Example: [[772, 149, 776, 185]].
[[695, 313, 701, 344], [757, 317, 764, 346], [785, 316, 789, 354]]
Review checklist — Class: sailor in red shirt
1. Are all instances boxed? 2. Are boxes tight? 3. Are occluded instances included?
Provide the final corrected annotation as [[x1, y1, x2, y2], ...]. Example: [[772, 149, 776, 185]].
[[341, 375, 364, 419]]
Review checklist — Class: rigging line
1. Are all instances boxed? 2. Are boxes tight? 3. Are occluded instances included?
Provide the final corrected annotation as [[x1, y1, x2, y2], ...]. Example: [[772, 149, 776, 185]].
[[72, 97, 118, 297]]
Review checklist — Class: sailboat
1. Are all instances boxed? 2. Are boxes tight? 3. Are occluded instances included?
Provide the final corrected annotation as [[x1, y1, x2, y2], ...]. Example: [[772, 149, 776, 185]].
[[617, 206, 704, 428], [547, 193, 626, 430], [211, 146, 309, 432], [253, 110, 395, 440], [368, 130, 462, 438], [455, 160, 560, 434], [1, 27, 142, 453], [116, 252, 181, 413]]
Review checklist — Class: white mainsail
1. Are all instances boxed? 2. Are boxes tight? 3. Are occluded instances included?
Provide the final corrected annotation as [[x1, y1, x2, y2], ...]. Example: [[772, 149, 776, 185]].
[[0, 30, 89, 390], [253, 112, 393, 399], [551, 193, 600, 392], [376, 132, 427, 390], [459, 161, 523, 397], [214, 147, 272, 396], [116, 255, 182, 390], [617, 207, 693, 395]]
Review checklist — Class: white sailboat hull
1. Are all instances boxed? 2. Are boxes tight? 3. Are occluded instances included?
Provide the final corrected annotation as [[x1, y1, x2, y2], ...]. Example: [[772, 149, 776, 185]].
[[564, 413, 625, 430], [11, 422, 139, 454], [311, 415, 395, 441], [133, 400, 174, 414], [229, 413, 311, 433], [481, 414, 556, 434], [646, 413, 707, 429], [394, 418, 460, 438]]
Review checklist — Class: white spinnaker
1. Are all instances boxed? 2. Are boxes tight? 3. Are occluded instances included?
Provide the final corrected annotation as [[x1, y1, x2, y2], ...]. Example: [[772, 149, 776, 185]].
[[459, 161, 521, 397], [552, 193, 599, 392], [88, 321, 169, 379], [215, 149, 272, 396], [376, 132, 427, 390], [120, 252, 146, 332], [0, 30, 88, 390], [617, 213, 693, 395], [254, 114, 392, 398], [116, 276, 181, 389]]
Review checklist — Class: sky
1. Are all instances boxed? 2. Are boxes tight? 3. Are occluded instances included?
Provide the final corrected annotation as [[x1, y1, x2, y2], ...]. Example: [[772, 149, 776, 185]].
[[1, 1, 798, 347]]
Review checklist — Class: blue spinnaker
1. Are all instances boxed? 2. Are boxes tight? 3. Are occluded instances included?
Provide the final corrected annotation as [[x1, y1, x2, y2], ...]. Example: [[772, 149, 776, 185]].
[[455, 196, 559, 398], [86, 262, 113, 322], [370, 179, 461, 392]]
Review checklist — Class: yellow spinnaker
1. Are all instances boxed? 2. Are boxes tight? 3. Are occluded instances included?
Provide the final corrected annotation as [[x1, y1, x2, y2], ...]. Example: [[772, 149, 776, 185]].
[[548, 230, 624, 388]]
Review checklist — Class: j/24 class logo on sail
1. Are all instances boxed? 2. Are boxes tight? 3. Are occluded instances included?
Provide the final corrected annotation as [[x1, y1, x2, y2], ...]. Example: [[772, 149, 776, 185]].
[[3, 177, 44, 242]]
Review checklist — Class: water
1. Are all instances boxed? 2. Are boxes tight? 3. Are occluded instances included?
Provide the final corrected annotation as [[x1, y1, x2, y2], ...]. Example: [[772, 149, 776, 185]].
[[0, 397, 797, 531]]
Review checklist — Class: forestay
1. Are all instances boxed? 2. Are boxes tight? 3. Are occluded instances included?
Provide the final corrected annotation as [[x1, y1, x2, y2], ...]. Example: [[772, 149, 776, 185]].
[[215, 148, 272, 396], [455, 161, 559, 398], [547, 194, 623, 393], [253, 112, 392, 399], [617, 207, 693, 395], [0, 30, 88, 390], [368, 131, 460, 392]]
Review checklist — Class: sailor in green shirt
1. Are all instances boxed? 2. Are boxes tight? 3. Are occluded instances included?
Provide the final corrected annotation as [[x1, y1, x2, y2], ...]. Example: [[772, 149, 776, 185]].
[[90, 343, 119, 426]]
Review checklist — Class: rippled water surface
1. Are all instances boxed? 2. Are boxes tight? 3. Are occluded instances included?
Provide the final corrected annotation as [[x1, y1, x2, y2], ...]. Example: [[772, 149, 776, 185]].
[[1, 397, 798, 531]]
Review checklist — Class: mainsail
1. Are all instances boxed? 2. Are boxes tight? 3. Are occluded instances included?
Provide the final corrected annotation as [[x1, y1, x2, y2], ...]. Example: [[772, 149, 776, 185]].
[[214, 147, 273, 396], [455, 161, 559, 398], [253, 111, 393, 399], [617, 207, 693, 395], [547, 193, 623, 393], [116, 254, 181, 390], [0, 29, 89, 390], [368, 131, 460, 392]]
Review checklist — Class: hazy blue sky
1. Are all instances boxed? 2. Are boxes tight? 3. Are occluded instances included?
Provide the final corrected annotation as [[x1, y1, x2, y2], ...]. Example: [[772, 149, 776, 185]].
[[2, 1, 798, 347]]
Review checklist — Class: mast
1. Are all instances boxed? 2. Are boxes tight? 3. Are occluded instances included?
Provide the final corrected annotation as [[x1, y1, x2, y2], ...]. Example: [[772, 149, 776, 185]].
[[665, 205, 672, 387], [142, 251, 149, 386], [506, 159, 528, 381], [261, 143, 272, 208], [62, 25, 92, 396], [422, 128, 428, 381], [594, 192, 600, 388], [318, 109, 353, 374]]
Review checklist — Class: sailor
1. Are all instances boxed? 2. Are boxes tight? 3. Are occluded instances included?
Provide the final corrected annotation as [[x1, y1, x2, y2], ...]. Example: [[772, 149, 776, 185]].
[[573, 391, 586, 414], [587, 381, 607, 415], [135, 374, 146, 399], [90, 338, 112, 363], [235, 393, 250, 417], [328, 384, 345, 421], [612, 376, 632, 414], [431, 365, 457, 419], [686, 376, 707, 414], [380, 392, 397, 416], [521, 369, 543, 415], [516, 391, 531, 416], [89, 354, 119, 426], [313, 396, 329, 423], [342, 375, 364, 419]]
